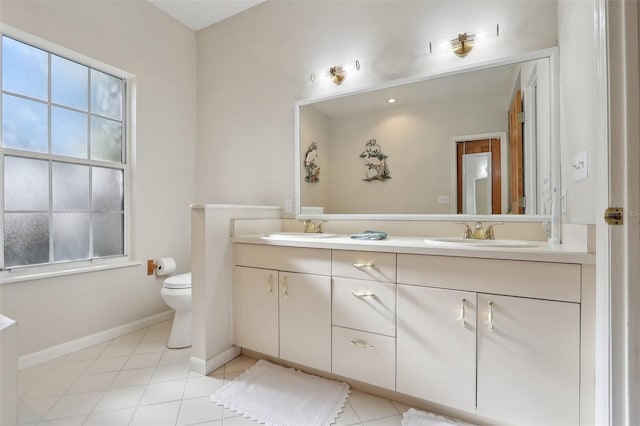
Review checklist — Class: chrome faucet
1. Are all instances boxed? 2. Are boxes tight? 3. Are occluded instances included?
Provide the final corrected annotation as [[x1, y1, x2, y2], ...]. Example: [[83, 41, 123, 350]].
[[458, 221, 503, 239], [303, 219, 325, 233]]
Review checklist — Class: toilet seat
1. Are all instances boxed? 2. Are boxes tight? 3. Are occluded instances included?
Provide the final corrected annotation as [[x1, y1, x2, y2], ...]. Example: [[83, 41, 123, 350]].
[[163, 272, 192, 289]]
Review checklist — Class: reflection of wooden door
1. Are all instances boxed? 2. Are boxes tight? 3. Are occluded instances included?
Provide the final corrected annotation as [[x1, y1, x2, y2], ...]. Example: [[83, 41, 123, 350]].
[[456, 139, 501, 213], [509, 90, 524, 214]]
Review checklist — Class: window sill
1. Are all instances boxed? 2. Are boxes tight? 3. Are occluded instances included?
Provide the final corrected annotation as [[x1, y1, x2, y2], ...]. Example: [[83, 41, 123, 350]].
[[0, 260, 142, 284]]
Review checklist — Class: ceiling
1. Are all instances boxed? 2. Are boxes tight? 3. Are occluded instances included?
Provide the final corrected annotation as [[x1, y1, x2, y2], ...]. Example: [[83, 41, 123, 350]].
[[147, 0, 266, 31]]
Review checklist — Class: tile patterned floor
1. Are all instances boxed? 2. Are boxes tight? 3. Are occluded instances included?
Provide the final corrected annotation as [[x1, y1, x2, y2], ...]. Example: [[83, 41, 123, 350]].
[[17, 320, 414, 425]]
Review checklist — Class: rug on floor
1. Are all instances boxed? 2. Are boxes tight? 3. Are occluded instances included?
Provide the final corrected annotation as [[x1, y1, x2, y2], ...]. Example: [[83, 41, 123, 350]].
[[401, 408, 475, 426], [211, 359, 350, 426]]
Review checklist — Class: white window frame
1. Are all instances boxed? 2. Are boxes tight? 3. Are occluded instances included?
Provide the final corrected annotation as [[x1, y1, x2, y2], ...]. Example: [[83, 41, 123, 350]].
[[0, 26, 137, 283]]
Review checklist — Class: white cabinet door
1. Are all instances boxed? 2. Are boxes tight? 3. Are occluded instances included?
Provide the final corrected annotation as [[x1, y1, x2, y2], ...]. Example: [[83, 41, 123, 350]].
[[477, 294, 580, 426], [234, 266, 279, 358], [279, 272, 331, 372], [397, 285, 477, 412]]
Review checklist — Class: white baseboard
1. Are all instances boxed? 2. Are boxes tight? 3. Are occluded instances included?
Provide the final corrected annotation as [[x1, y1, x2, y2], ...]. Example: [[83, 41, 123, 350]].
[[190, 346, 241, 376], [18, 310, 174, 370]]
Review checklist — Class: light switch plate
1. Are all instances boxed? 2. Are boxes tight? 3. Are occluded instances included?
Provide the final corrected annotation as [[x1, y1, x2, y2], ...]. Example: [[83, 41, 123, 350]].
[[438, 195, 449, 204], [573, 151, 588, 181], [284, 198, 293, 213]]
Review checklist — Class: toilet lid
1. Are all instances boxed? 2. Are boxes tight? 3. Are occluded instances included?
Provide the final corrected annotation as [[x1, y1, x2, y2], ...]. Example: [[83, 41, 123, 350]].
[[164, 272, 192, 289]]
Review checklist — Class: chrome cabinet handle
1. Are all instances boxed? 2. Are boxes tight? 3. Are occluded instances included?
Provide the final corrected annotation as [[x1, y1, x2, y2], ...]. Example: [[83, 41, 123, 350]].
[[458, 298, 467, 328], [282, 275, 288, 298], [488, 301, 495, 330], [351, 290, 376, 298], [351, 262, 375, 269], [267, 274, 274, 295], [350, 340, 375, 350]]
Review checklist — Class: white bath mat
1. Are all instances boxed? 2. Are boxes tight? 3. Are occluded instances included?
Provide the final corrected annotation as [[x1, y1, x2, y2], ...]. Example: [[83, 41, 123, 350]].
[[401, 408, 475, 426], [211, 359, 350, 426]]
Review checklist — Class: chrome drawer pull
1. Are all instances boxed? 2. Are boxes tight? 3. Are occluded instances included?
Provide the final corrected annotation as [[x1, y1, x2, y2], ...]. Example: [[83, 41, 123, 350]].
[[350, 340, 375, 350], [351, 290, 376, 298], [458, 297, 466, 328], [351, 262, 375, 269], [282, 275, 288, 299], [488, 301, 495, 330], [267, 274, 274, 295]]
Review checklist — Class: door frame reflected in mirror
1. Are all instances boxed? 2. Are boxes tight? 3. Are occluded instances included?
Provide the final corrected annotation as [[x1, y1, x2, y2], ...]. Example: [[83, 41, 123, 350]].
[[451, 132, 505, 215], [462, 152, 492, 215]]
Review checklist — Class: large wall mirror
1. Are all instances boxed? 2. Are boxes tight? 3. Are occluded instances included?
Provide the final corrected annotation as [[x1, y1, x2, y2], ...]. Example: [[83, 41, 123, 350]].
[[295, 48, 559, 221]]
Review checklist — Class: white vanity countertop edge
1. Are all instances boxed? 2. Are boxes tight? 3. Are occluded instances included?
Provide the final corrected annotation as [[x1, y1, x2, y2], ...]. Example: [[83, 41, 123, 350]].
[[231, 235, 595, 265]]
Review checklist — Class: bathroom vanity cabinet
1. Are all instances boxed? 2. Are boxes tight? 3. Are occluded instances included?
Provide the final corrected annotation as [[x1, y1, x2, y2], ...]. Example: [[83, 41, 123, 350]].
[[232, 239, 591, 426], [397, 254, 581, 425], [235, 245, 332, 372]]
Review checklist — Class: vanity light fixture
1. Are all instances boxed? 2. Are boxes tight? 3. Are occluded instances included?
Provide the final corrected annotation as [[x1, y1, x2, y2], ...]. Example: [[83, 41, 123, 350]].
[[310, 60, 360, 85], [429, 24, 499, 56], [451, 32, 476, 57], [329, 65, 346, 85]]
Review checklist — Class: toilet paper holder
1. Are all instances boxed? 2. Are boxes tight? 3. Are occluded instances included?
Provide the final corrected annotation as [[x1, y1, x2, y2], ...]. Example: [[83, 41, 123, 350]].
[[147, 259, 156, 275], [147, 257, 176, 276]]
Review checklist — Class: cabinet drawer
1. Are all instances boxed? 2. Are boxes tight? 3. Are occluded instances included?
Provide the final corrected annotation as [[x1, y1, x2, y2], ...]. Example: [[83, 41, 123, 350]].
[[332, 250, 396, 282], [332, 278, 396, 336], [332, 326, 395, 390], [236, 244, 331, 276], [397, 254, 580, 302]]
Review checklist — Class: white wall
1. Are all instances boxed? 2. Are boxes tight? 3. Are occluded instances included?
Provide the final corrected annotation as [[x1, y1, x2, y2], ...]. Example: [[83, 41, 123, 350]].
[[196, 0, 558, 215], [558, 0, 597, 224], [0, 1, 197, 355]]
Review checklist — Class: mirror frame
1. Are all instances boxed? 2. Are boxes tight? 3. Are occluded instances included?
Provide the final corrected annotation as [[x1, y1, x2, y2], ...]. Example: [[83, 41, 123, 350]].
[[294, 47, 560, 231]]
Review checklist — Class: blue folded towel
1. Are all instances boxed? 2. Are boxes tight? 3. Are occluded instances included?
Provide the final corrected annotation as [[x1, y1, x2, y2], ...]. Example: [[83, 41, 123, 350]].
[[349, 230, 387, 240]]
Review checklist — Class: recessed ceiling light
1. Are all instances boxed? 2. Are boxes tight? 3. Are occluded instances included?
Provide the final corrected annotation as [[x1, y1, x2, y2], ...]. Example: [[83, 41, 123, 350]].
[[387, 98, 397, 104]]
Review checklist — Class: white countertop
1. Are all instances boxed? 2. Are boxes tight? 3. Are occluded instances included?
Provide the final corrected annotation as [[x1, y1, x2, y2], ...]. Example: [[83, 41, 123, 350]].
[[232, 234, 595, 264]]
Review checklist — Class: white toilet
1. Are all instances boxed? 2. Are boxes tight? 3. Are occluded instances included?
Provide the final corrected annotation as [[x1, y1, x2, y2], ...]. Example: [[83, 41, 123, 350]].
[[160, 272, 192, 349]]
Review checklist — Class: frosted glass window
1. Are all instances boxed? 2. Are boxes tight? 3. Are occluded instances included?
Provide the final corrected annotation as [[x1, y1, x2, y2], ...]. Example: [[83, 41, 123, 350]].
[[4, 213, 50, 267], [1, 36, 48, 101], [52, 107, 88, 158], [53, 213, 90, 261], [4, 156, 49, 210], [2, 35, 127, 269], [91, 70, 122, 120], [52, 162, 89, 210], [91, 116, 122, 162], [2, 94, 48, 153], [52, 55, 88, 111], [92, 167, 123, 211], [93, 213, 123, 257]]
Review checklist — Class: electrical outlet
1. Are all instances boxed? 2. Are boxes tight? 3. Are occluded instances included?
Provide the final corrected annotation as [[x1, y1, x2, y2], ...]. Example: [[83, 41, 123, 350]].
[[284, 198, 293, 213], [438, 195, 450, 204]]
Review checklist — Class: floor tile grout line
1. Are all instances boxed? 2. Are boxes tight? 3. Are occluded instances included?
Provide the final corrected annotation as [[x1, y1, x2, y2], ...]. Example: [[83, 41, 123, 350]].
[[88, 325, 167, 426]]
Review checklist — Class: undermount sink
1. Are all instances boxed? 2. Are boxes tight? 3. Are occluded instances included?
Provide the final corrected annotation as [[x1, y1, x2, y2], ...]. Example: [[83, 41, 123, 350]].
[[264, 232, 339, 239], [424, 237, 539, 248]]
